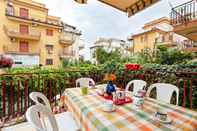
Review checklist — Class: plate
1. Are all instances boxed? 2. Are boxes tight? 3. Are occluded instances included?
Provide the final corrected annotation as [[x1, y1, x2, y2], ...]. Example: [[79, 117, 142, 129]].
[[154, 115, 172, 124], [102, 105, 116, 112], [96, 90, 104, 96]]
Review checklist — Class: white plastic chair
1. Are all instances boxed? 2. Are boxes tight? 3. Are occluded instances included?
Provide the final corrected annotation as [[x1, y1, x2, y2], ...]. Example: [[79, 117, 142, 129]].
[[30, 92, 52, 112], [26, 105, 58, 131], [125, 80, 147, 95], [76, 77, 95, 88], [146, 83, 179, 105], [29, 92, 79, 131]]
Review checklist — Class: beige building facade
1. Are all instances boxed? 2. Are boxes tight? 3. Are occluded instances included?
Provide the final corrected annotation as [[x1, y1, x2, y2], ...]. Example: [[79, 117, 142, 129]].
[[129, 17, 189, 53], [0, 0, 83, 68]]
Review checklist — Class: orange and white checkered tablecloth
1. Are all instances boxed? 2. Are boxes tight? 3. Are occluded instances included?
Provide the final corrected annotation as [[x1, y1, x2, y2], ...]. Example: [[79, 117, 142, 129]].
[[64, 87, 197, 131]]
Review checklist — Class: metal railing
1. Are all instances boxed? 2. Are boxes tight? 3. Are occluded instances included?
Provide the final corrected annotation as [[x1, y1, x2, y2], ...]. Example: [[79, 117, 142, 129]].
[[176, 40, 197, 51], [59, 34, 74, 45], [171, 0, 197, 25], [59, 50, 75, 58]]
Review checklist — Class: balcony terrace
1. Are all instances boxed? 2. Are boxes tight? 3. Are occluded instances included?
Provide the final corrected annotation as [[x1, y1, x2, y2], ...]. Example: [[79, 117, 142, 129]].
[[3, 25, 41, 41], [170, 0, 197, 41], [5, 9, 62, 29], [59, 50, 75, 59], [59, 34, 74, 46], [3, 45, 40, 55], [0, 70, 196, 130], [78, 42, 85, 50], [182, 40, 197, 52], [155, 35, 177, 47]]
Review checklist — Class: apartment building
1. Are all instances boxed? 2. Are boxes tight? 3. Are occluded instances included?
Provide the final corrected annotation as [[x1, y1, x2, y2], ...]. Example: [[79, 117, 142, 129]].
[[90, 38, 131, 63], [0, 0, 82, 67], [129, 17, 189, 53]]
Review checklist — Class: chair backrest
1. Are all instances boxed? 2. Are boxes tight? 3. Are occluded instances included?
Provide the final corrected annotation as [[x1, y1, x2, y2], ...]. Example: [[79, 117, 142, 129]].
[[29, 92, 52, 112], [125, 80, 147, 95], [26, 105, 58, 131], [146, 83, 179, 105], [76, 77, 95, 88]]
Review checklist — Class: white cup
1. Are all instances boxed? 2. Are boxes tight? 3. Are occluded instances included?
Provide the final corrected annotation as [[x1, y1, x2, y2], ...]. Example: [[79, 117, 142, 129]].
[[155, 109, 168, 121], [116, 91, 126, 100], [103, 100, 113, 111], [132, 95, 144, 107]]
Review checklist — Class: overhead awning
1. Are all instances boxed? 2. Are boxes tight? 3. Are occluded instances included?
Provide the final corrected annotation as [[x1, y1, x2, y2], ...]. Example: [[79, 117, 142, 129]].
[[74, 0, 160, 17]]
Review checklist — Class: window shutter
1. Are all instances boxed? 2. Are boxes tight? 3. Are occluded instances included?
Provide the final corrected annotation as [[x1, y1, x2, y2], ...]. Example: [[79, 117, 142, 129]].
[[19, 41, 29, 52], [20, 25, 29, 34], [46, 29, 53, 36], [20, 8, 29, 18]]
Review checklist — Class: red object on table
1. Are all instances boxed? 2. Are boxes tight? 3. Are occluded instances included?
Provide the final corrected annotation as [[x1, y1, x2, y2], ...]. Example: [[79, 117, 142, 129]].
[[113, 97, 132, 105], [98, 93, 132, 105], [103, 95, 113, 100]]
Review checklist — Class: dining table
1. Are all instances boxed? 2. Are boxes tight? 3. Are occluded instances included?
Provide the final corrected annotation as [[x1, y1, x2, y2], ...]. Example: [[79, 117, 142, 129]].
[[64, 84, 197, 131]]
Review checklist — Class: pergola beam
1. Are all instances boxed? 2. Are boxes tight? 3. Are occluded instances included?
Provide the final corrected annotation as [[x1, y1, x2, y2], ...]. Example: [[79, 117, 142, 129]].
[[74, 0, 160, 17]]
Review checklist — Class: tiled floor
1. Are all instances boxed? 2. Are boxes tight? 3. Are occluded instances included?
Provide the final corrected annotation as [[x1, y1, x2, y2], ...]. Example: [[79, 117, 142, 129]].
[[2, 122, 35, 131]]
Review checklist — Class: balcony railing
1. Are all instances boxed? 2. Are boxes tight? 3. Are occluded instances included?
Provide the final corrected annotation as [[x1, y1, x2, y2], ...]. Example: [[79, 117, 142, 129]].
[[181, 40, 197, 52], [59, 34, 74, 45], [59, 50, 75, 58], [3, 25, 41, 41], [79, 43, 85, 50], [0, 70, 196, 128], [155, 37, 177, 47], [3, 45, 40, 55], [5, 8, 62, 28], [171, 0, 197, 26]]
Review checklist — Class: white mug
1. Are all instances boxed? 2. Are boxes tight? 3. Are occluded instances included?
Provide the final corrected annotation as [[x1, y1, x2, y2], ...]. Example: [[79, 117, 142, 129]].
[[116, 91, 125, 100], [103, 100, 113, 111], [133, 95, 144, 107]]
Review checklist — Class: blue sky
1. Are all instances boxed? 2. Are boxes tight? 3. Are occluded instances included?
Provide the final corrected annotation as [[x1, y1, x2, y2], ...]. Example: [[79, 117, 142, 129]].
[[40, 0, 189, 59]]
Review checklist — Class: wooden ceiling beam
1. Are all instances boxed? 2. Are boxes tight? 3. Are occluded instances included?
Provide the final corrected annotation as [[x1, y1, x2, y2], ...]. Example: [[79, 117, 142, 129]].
[[141, 0, 146, 8], [135, 3, 140, 11]]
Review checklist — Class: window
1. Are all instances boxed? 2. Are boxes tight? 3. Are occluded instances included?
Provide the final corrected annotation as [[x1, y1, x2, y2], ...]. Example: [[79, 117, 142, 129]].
[[169, 34, 173, 41], [46, 59, 53, 65], [20, 24, 29, 34], [19, 8, 28, 18], [140, 36, 144, 43], [144, 35, 148, 42], [46, 29, 53, 36], [162, 35, 165, 42], [46, 45, 53, 54], [19, 41, 29, 52]]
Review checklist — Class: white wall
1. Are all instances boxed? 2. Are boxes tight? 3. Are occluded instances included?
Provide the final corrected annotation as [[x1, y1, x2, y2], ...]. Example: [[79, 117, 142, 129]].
[[5, 54, 39, 67]]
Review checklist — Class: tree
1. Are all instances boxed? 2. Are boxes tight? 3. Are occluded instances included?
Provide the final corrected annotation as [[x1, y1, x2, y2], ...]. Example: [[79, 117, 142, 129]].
[[155, 46, 193, 65], [129, 48, 154, 65], [95, 48, 121, 64]]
